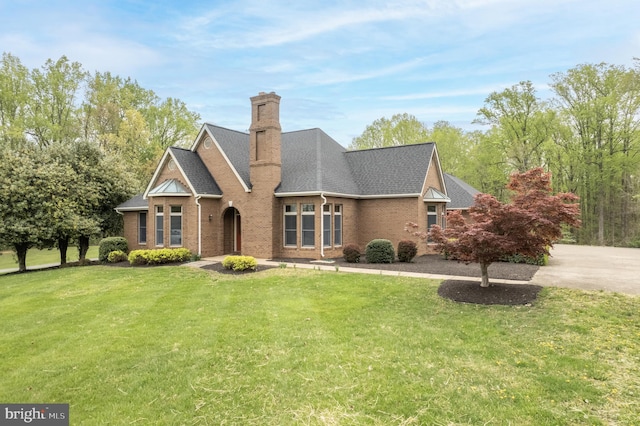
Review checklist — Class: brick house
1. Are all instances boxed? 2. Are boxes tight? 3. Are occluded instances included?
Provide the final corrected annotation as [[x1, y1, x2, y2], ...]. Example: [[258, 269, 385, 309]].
[[116, 92, 478, 259]]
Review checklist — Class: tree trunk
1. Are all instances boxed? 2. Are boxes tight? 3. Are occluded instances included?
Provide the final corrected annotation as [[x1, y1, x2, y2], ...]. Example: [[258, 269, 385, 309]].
[[78, 236, 90, 261], [13, 242, 29, 273], [58, 236, 69, 265], [480, 262, 490, 287]]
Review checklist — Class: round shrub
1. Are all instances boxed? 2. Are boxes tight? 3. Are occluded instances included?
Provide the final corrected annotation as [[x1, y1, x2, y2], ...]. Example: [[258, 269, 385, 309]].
[[99, 237, 128, 262], [107, 250, 128, 263], [222, 255, 257, 271], [365, 239, 395, 263], [397, 240, 418, 263], [342, 244, 361, 263]]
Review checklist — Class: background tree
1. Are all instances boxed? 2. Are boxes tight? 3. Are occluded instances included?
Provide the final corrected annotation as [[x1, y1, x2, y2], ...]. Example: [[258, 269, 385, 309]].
[[0, 53, 31, 149], [28, 56, 86, 147], [349, 113, 429, 149], [475, 81, 557, 173], [409, 168, 581, 287], [550, 62, 640, 245], [0, 148, 78, 271]]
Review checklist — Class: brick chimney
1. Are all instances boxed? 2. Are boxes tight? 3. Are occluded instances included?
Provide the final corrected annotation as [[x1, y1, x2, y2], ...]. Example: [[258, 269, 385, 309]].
[[244, 92, 282, 258]]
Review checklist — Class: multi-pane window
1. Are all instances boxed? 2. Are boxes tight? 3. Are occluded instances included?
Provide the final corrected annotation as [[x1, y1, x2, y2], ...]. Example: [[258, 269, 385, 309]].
[[334, 205, 342, 246], [138, 212, 147, 244], [284, 204, 297, 246], [170, 205, 182, 246], [301, 204, 315, 247], [155, 206, 164, 246], [323, 205, 331, 247], [427, 205, 437, 230]]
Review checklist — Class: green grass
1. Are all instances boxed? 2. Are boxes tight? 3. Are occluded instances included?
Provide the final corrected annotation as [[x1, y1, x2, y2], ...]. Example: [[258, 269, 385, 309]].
[[1, 266, 639, 425], [0, 246, 99, 270]]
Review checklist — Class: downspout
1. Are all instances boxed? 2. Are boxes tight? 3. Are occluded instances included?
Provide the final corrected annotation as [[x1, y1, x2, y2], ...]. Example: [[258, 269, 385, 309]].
[[320, 192, 327, 258], [195, 196, 202, 256]]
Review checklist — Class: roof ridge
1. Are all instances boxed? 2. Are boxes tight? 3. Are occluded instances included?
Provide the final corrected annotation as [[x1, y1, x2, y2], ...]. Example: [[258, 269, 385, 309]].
[[346, 142, 435, 153], [205, 123, 249, 136]]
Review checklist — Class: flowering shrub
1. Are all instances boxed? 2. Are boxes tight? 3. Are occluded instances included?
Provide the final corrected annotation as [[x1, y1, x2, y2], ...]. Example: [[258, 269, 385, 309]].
[[397, 240, 418, 262], [342, 244, 361, 263], [365, 239, 395, 263], [107, 250, 128, 263], [128, 248, 192, 266], [221, 255, 258, 271]]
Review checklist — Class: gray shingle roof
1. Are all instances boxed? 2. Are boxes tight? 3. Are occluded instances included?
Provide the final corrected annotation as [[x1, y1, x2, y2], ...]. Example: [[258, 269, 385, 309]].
[[344, 143, 435, 195], [115, 193, 148, 211], [444, 173, 480, 209], [205, 124, 251, 188], [169, 147, 222, 196], [117, 124, 479, 212]]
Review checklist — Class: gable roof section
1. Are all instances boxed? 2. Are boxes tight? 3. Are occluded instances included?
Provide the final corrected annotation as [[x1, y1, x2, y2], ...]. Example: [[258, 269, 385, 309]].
[[148, 178, 190, 196], [444, 173, 480, 209], [201, 124, 251, 191], [169, 147, 222, 196], [344, 143, 435, 196], [143, 147, 222, 199]]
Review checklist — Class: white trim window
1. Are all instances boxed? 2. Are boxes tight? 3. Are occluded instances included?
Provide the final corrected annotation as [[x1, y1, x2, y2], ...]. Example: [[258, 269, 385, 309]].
[[155, 206, 164, 246], [334, 204, 342, 246], [138, 212, 147, 245], [427, 204, 437, 230], [301, 204, 315, 247], [170, 205, 182, 246], [323, 204, 332, 247], [284, 204, 297, 247]]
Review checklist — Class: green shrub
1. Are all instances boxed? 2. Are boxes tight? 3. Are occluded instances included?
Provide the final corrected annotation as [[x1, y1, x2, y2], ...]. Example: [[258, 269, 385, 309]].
[[98, 237, 128, 262], [501, 252, 548, 266], [107, 250, 128, 263], [365, 239, 395, 263], [342, 244, 361, 263], [397, 240, 418, 262], [128, 248, 192, 266], [222, 255, 258, 271]]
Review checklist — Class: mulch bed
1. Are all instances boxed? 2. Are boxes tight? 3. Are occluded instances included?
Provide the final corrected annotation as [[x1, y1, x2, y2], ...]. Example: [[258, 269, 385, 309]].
[[271, 255, 543, 306], [199, 263, 277, 274], [273, 254, 539, 281]]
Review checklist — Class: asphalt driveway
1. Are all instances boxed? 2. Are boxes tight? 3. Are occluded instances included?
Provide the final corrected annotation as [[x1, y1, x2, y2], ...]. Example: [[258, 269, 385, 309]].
[[531, 244, 640, 295]]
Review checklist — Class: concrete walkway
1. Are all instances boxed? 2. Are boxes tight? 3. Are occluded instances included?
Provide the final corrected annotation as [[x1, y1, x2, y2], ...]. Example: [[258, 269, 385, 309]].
[[195, 245, 640, 296]]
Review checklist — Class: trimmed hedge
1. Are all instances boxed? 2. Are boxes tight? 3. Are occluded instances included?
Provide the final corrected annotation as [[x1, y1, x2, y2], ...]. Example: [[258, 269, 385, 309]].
[[342, 244, 361, 263], [365, 239, 395, 263], [397, 240, 418, 263], [128, 248, 192, 266], [222, 255, 258, 271], [99, 237, 128, 262], [107, 250, 128, 263]]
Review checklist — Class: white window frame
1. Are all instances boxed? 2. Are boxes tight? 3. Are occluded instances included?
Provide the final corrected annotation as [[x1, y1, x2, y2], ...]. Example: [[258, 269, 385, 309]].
[[323, 204, 332, 247], [284, 204, 297, 247], [334, 204, 342, 247], [138, 212, 147, 245], [170, 205, 182, 246], [301, 204, 315, 248], [155, 205, 164, 247]]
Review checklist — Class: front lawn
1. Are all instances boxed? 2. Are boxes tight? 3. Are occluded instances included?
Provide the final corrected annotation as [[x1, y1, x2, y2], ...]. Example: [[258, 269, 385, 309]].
[[1, 266, 638, 424], [0, 246, 99, 271]]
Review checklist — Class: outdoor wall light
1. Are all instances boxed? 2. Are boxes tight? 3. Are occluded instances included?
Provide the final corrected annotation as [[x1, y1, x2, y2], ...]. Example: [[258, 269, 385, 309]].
[[208, 214, 213, 222]]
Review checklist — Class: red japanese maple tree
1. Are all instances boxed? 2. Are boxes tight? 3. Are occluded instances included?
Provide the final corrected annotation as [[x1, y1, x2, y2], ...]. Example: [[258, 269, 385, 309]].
[[411, 168, 581, 287]]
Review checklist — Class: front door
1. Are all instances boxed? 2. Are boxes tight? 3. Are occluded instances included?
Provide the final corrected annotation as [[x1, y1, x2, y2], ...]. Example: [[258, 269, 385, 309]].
[[223, 207, 241, 253]]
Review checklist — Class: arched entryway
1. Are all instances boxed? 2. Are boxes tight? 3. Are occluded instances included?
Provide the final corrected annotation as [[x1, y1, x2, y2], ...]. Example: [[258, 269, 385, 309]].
[[223, 207, 241, 253]]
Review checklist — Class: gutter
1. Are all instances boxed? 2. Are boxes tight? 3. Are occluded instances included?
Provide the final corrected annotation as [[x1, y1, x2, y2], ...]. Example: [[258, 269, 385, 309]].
[[320, 192, 327, 258], [195, 196, 202, 256]]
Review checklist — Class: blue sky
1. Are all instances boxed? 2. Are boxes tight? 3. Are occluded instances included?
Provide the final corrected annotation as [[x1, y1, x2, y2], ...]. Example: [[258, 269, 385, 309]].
[[1, 0, 638, 146]]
